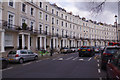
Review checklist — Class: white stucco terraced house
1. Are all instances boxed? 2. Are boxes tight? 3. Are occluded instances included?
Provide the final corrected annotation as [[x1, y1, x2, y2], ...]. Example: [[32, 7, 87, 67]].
[[0, 0, 117, 55]]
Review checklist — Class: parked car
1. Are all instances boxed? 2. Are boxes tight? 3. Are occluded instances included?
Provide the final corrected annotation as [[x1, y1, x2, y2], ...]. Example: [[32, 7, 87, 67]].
[[106, 50, 120, 79], [7, 50, 38, 64], [101, 46, 120, 69], [0, 57, 8, 69], [78, 46, 95, 57], [60, 47, 71, 54]]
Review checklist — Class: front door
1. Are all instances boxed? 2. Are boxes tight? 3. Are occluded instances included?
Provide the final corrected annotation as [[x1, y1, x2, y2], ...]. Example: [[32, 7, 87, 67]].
[[19, 35, 22, 49], [51, 38, 53, 49], [37, 37, 40, 50]]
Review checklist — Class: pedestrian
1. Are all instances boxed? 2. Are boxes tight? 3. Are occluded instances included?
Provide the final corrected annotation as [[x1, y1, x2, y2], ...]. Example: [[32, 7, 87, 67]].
[[50, 48, 53, 56]]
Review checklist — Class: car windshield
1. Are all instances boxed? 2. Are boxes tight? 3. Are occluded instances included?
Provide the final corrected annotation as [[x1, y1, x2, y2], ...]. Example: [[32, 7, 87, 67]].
[[105, 48, 120, 54], [8, 51, 16, 54]]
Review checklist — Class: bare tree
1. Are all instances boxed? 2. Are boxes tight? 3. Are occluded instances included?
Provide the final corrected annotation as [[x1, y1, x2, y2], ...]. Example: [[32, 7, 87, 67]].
[[89, 0, 107, 15], [89, 0, 120, 15]]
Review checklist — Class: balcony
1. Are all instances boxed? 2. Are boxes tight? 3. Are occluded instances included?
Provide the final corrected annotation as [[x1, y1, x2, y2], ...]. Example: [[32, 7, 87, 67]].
[[2, 20, 20, 32], [52, 33, 59, 37], [62, 35, 68, 38]]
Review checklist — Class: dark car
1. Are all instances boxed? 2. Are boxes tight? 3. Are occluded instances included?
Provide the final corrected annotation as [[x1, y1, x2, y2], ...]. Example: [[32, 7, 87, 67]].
[[106, 50, 120, 79], [78, 46, 95, 57], [101, 46, 120, 69], [0, 57, 8, 69]]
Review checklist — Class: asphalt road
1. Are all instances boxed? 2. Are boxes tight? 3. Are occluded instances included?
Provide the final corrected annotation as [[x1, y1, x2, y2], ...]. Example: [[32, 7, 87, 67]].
[[2, 52, 107, 80]]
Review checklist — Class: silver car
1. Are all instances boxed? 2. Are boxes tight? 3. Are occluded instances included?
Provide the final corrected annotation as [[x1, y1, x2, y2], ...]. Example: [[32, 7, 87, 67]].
[[7, 50, 38, 64]]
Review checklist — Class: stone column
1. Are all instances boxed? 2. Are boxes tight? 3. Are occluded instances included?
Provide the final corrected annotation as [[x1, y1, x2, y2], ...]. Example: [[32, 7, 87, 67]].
[[44, 37, 46, 50], [59, 39, 61, 48], [71, 40, 73, 47], [22, 34, 25, 49], [67, 40, 69, 48], [63, 39, 65, 47], [53, 38, 55, 48], [36, 37, 38, 49], [17, 35, 19, 48], [40, 37, 42, 49], [1, 30, 5, 52], [28, 35, 30, 50], [50, 39, 51, 48], [56, 38, 58, 48]]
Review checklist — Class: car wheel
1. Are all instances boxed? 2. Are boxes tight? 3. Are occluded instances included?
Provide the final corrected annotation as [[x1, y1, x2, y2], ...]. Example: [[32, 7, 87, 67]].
[[19, 59, 24, 64], [2, 61, 8, 69], [34, 56, 38, 60]]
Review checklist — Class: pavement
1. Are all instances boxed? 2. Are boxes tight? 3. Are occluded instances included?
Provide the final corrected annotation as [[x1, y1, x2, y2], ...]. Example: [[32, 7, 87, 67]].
[[1, 52, 107, 80]]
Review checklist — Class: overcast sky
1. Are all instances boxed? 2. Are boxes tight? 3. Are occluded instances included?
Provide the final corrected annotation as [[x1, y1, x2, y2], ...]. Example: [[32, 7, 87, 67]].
[[48, 0, 118, 25]]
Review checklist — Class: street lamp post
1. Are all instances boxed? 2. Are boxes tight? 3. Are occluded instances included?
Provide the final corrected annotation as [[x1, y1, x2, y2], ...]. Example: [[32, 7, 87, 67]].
[[115, 15, 118, 42]]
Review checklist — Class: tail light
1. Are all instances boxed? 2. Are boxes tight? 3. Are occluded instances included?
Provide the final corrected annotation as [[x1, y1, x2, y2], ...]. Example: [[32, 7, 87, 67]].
[[78, 49, 81, 51], [87, 49, 91, 51], [103, 53, 111, 56], [15, 54, 19, 57]]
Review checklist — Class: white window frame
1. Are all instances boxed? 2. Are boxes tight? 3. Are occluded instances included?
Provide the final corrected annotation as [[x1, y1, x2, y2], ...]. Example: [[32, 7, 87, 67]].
[[5, 34, 13, 47], [52, 17, 54, 24], [30, 20, 35, 31], [8, 0, 15, 8], [8, 12, 15, 28], [21, 17, 27, 28], [45, 25, 49, 33], [52, 9, 54, 14], [21, 3, 27, 13], [45, 14, 49, 22], [30, 7, 34, 16], [39, 23, 43, 31], [0, 8, 2, 22], [56, 19, 59, 25], [39, 11, 43, 20], [45, 5, 48, 11], [39, 2, 43, 8]]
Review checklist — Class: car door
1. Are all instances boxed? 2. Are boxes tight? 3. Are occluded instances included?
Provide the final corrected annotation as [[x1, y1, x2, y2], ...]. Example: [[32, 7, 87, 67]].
[[115, 55, 120, 79], [28, 51, 35, 60], [107, 62, 114, 78], [20, 50, 28, 61], [109, 53, 120, 79]]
